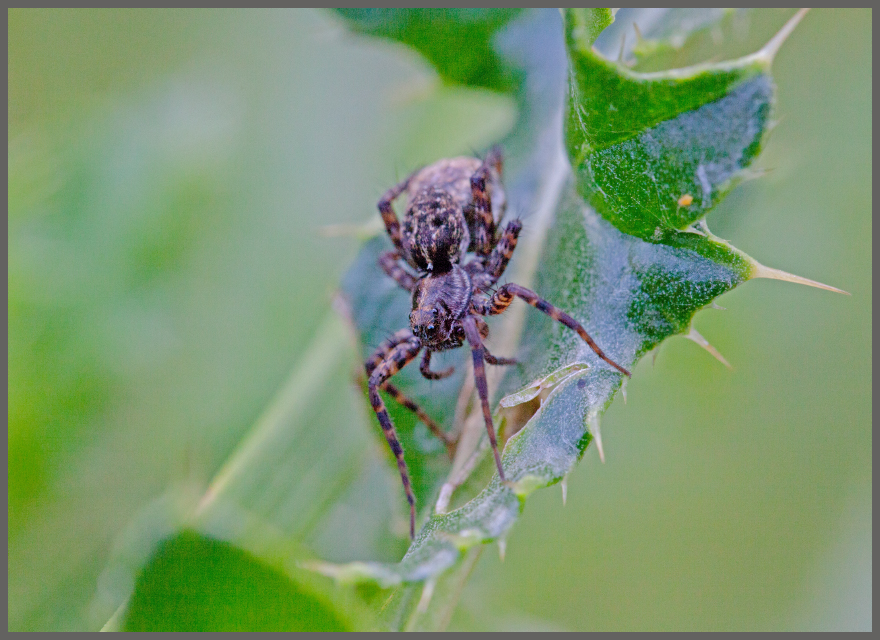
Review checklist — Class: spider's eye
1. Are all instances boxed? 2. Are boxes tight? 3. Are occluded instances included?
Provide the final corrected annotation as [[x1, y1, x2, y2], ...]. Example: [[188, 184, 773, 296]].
[[427, 324, 436, 334], [431, 308, 439, 317]]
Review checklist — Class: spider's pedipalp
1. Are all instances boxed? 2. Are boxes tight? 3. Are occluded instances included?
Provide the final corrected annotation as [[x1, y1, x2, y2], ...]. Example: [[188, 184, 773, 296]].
[[471, 317, 516, 364], [419, 349, 455, 380]]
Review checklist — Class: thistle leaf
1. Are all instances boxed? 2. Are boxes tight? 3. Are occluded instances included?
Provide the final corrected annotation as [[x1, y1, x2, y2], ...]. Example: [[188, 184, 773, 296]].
[[320, 10, 828, 611]]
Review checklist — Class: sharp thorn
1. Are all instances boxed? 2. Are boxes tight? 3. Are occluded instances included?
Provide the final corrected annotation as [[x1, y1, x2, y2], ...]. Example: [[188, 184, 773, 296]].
[[435, 482, 453, 514], [685, 326, 733, 369], [755, 8, 810, 64], [416, 579, 437, 615], [737, 166, 772, 183], [709, 301, 726, 310], [560, 475, 569, 506], [616, 31, 627, 63], [620, 378, 628, 404], [632, 22, 644, 42], [588, 413, 605, 463], [751, 262, 850, 295], [498, 538, 507, 562]]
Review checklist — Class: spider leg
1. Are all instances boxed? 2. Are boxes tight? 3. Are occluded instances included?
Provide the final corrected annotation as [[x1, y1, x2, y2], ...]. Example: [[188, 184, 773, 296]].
[[475, 283, 632, 377], [486, 143, 503, 177], [472, 316, 517, 365], [471, 218, 522, 291], [419, 349, 455, 380], [484, 352, 517, 366], [365, 329, 413, 377], [377, 174, 414, 255], [462, 316, 507, 482], [366, 330, 453, 450], [366, 332, 423, 539], [379, 250, 417, 292], [469, 148, 503, 257], [380, 381, 456, 454]]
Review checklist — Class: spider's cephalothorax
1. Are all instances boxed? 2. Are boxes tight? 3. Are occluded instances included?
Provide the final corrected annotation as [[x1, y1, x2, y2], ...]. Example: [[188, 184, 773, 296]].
[[367, 146, 631, 539], [409, 266, 470, 348]]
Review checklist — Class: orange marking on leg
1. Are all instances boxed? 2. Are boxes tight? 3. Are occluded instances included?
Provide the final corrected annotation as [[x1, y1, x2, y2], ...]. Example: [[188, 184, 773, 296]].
[[482, 283, 631, 377]]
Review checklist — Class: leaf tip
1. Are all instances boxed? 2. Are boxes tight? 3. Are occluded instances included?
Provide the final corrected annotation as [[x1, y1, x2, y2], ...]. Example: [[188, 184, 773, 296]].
[[754, 9, 810, 65], [751, 262, 850, 295], [566, 8, 616, 51]]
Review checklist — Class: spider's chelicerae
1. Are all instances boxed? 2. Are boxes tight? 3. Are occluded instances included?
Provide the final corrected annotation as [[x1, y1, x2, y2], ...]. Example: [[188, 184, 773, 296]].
[[366, 146, 630, 538]]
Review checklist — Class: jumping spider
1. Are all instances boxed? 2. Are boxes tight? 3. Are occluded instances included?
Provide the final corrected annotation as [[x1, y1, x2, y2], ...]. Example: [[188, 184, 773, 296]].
[[366, 146, 630, 538]]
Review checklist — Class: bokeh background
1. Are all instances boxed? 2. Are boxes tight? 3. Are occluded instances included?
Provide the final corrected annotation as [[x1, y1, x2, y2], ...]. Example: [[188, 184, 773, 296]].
[[9, 8, 871, 631]]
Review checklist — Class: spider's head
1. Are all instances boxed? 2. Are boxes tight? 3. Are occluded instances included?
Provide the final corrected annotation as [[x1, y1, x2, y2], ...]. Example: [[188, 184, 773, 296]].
[[410, 304, 455, 348], [410, 267, 471, 349], [403, 188, 469, 272]]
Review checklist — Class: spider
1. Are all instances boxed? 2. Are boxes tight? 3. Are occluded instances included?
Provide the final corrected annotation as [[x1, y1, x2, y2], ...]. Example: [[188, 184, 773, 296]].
[[366, 146, 631, 538]]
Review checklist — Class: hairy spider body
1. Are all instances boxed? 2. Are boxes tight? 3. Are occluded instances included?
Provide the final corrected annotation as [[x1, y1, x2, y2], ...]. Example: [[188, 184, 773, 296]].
[[410, 266, 470, 349], [390, 155, 505, 273], [367, 146, 630, 538]]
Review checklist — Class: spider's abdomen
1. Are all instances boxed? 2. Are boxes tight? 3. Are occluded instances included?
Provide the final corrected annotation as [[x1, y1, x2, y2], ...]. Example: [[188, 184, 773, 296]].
[[402, 157, 505, 271], [406, 157, 484, 209], [402, 188, 468, 272]]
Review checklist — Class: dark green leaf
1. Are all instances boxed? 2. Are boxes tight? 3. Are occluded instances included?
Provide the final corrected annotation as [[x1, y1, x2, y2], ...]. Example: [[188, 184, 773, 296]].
[[334, 9, 524, 93], [122, 530, 352, 632], [566, 11, 781, 239]]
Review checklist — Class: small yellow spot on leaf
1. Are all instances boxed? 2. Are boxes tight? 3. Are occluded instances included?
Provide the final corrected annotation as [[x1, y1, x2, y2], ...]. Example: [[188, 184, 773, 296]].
[[678, 193, 694, 206]]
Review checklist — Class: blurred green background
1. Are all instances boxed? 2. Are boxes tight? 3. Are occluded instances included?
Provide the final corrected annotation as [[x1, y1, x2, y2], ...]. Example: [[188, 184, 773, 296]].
[[8, 8, 870, 631]]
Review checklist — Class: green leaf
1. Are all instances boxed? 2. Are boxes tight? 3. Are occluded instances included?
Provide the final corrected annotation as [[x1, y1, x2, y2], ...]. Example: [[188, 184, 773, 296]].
[[8, 9, 866, 634], [335, 9, 524, 92], [565, 7, 786, 239], [121, 530, 353, 631], [594, 8, 734, 70], [565, 7, 614, 49], [315, 10, 838, 615]]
